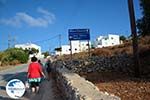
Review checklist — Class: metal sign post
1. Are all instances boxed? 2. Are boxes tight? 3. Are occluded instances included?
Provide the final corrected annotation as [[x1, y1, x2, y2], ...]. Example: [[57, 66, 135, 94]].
[[88, 40, 90, 57], [69, 40, 72, 60]]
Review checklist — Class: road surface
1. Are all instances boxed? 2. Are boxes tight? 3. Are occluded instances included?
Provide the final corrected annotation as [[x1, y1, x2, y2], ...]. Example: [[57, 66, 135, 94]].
[[0, 64, 63, 100]]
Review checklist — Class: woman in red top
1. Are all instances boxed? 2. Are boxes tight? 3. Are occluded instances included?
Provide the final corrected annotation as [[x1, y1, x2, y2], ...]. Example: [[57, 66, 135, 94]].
[[27, 56, 45, 93]]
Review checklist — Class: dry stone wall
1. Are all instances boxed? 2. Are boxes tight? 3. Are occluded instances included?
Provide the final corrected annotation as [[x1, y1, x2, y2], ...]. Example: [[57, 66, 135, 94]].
[[63, 54, 134, 74], [51, 54, 135, 100], [52, 62, 121, 100]]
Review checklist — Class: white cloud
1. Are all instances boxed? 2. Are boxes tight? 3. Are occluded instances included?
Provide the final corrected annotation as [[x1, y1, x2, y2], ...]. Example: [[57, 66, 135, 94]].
[[0, 8, 55, 27], [0, 16, 21, 27], [37, 7, 56, 24]]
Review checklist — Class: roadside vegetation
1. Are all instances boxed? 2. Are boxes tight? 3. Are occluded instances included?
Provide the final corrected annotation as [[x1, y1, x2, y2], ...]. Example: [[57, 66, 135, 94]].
[[0, 48, 29, 67], [42, 51, 50, 58]]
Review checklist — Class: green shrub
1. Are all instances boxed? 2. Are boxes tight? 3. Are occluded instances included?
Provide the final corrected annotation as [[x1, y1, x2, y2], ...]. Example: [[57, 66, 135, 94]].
[[1, 52, 10, 64], [0, 48, 29, 65], [0, 52, 3, 61], [6, 48, 29, 63], [42, 51, 50, 58], [10, 60, 20, 65]]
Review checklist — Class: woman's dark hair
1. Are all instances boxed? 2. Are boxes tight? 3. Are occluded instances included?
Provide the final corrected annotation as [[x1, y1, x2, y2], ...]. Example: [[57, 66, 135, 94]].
[[31, 56, 37, 62], [38, 60, 41, 63]]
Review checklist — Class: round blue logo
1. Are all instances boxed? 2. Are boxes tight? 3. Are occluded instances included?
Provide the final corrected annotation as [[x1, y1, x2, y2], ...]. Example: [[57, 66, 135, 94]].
[[6, 79, 25, 99]]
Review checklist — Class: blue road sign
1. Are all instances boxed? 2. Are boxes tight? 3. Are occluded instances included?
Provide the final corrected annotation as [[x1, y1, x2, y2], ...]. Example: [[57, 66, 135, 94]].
[[68, 29, 90, 40]]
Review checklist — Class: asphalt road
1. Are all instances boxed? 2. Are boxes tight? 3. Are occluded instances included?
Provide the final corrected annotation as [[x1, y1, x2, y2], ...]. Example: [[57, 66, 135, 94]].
[[0, 64, 28, 100], [0, 63, 62, 100]]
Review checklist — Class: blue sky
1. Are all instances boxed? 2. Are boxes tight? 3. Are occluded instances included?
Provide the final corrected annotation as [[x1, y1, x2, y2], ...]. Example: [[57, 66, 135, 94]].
[[0, 0, 142, 52]]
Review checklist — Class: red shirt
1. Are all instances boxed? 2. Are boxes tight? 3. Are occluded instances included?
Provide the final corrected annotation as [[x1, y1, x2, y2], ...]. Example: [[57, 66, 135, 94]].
[[28, 62, 42, 78]]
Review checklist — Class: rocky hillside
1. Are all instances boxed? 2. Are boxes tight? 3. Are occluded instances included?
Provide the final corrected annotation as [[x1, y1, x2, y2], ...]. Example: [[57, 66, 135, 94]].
[[56, 36, 150, 100], [59, 36, 150, 78]]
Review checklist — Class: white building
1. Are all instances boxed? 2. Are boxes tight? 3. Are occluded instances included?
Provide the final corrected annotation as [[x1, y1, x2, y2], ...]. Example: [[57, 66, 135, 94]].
[[15, 43, 44, 58], [94, 34, 120, 48], [55, 40, 91, 55], [55, 45, 70, 55]]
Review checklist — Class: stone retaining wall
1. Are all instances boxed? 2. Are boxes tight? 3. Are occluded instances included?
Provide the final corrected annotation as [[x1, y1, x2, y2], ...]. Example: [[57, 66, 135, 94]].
[[52, 62, 120, 100], [63, 54, 134, 74]]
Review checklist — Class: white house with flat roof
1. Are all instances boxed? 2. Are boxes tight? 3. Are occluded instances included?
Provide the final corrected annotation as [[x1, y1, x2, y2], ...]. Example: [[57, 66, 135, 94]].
[[55, 40, 91, 55], [55, 45, 70, 55], [94, 34, 120, 48], [15, 43, 44, 58]]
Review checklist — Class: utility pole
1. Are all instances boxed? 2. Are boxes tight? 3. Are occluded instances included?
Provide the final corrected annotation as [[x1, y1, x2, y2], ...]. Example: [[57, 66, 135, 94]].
[[12, 36, 16, 47], [8, 34, 11, 48], [58, 34, 62, 55], [49, 47, 51, 55], [128, 0, 140, 77], [59, 34, 61, 48]]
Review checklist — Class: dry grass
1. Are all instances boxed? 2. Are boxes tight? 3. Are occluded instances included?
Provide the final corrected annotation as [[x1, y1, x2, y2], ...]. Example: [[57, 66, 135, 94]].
[[80, 72, 150, 100], [0, 65, 14, 71], [90, 36, 150, 57], [79, 36, 150, 100], [59, 36, 150, 65]]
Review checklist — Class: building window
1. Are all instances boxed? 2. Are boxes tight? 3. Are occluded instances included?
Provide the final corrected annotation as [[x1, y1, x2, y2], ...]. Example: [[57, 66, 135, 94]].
[[111, 37, 114, 39], [98, 43, 101, 45]]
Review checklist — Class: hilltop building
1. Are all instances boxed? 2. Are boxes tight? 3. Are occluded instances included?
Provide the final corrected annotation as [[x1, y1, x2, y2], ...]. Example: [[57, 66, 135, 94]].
[[15, 43, 44, 58], [55, 40, 91, 56], [94, 34, 121, 48]]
